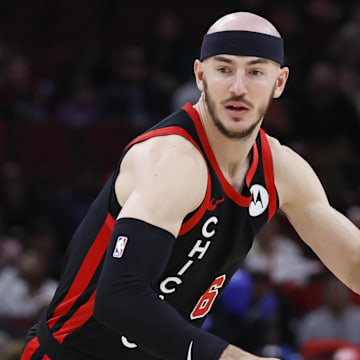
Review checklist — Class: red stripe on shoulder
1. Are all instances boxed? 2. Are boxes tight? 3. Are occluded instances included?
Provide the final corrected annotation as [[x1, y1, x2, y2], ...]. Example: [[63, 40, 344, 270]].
[[52, 291, 96, 344], [47, 214, 115, 329], [21, 337, 40, 360], [246, 142, 259, 187], [125, 126, 202, 153], [259, 129, 277, 220], [43, 356, 51, 360], [178, 171, 211, 236]]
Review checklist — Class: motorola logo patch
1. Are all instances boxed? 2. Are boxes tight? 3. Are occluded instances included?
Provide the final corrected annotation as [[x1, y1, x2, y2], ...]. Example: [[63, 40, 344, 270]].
[[249, 184, 269, 217]]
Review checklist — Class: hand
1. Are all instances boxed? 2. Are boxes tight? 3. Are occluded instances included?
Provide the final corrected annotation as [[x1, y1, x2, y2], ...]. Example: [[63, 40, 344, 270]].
[[219, 345, 280, 360]]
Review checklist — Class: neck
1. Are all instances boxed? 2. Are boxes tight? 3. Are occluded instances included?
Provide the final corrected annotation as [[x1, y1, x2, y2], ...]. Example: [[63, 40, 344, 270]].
[[193, 95, 261, 186]]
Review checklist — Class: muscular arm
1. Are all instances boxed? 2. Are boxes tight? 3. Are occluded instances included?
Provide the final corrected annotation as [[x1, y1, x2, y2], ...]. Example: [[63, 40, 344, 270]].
[[115, 135, 208, 235], [94, 135, 230, 359], [271, 137, 360, 293]]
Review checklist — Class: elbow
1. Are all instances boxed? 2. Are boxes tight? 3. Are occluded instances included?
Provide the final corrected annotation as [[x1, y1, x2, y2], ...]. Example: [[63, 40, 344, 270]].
[[346, 253, 360, 295], [93, 279, 144, 328], [348, 277, 360, 295], [93, 288, 113, 325], [94, 287, 127, 328], [94, 280, 124, 326]]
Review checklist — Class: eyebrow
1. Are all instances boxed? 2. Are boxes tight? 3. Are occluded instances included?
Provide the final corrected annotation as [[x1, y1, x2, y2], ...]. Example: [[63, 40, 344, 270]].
[[213, 56, 270, 66], [213, 55, 234, 64], [246, 59, 270, 65]]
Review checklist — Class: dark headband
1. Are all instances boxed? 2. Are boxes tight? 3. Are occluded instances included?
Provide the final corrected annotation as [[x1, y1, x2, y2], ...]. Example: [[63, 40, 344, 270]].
[[200, 30, 284, 65]]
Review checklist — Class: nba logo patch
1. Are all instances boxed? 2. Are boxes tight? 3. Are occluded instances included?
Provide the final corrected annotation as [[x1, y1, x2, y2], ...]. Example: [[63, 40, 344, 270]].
[[113, 236, 128, 258]]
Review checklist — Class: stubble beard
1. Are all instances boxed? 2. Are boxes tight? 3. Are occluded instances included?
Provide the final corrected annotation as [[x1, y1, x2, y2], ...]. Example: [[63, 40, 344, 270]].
[[203, 78, 275, 140]]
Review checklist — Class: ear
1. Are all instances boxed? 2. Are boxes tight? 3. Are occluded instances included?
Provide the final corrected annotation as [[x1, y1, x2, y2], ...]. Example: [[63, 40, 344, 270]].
[[194, 59, 205, 92], [273, 66, 290, 99]]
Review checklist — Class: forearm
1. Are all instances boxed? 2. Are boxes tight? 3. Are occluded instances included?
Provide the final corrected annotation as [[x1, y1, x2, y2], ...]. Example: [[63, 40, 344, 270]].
[[286, 204, 360, 292], [94, 276, 228, 359], [94, 218, 228, 359]]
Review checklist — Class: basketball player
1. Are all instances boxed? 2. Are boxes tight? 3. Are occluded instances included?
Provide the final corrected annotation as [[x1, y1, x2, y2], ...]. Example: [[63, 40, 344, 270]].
[[21, 11, 360, 360]]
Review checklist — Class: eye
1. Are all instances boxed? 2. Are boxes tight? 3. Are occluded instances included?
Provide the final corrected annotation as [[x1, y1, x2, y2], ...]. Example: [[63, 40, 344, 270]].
[[248, 69, 264, 76], [217, 67, 232, 74]]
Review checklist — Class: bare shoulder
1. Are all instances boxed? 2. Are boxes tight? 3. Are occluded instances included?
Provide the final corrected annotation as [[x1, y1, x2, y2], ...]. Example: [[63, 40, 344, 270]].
[[266, 135, 309, 176], [115, 134, 208, 222], [266, 135, 328, 209], [122, 134, 207, 183], [130, 133, 205, 166]]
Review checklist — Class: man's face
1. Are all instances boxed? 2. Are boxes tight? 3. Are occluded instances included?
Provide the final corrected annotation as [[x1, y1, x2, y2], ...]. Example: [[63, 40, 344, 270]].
[[201, 55, 279, 139]]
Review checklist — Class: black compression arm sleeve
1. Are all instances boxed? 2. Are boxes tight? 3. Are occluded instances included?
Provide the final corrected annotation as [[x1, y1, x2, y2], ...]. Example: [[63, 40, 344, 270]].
[[94, 218, 228, 360]]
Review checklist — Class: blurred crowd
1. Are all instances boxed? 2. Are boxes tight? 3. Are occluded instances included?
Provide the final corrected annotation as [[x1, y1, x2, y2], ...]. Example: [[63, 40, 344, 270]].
[[0, 0, 360, 359]]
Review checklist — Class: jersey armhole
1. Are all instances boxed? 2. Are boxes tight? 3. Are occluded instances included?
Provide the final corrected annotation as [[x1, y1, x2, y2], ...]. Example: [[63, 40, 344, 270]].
[[259, 129, 278, 221], [178, 171, 212, 236], [109, 126, 211, 232]]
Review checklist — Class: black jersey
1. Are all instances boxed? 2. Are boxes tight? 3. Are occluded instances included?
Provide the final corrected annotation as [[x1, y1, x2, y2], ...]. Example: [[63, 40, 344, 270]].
[[23, 103, 278, 360]]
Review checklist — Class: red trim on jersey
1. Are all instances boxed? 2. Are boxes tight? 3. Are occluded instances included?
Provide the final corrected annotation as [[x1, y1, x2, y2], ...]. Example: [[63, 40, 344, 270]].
[[53, 291, 96, 344], [259, 129, 277, 220], [47, 214, 115, 329], [21, 337, 40, 360], [125, 126, 202, 153], [245, 142, 259, 187], [43, 356, 51, 360], [183, 103, 254, 207], [178, 171, 211, 236], [125, 125, 212, 236]]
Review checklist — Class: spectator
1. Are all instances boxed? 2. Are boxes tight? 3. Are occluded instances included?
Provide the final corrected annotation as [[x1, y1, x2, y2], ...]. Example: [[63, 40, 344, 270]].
[[0, 54, 47, 123], [207, 270, 297, 354], [244, 215, 322, 286], [24, 217, 62, 279], [329, 3, 360, 121], [145, 10, 193, 91], [100, 45, 167, 127], [329, 3, 360, 68], [297, 274, 360, 346], [0, 162, 30, 234], [0, 233, 23, 271], [290, 61, 360, 209], [59, 163, 103, 233], [1, 338, 25, 360], [56, 83, 100, 127], [337, 64, 360, 120], [0, 330, 12, 359], [0, 250, 57, 337], [206, 270, 278, 352], [304, 0, 344, 59], [291, 60, 359, 144], [171, 77, 201, 111]]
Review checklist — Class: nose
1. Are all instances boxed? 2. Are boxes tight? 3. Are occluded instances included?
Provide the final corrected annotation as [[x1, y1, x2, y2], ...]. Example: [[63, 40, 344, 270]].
[[229, 72, 248, 96]]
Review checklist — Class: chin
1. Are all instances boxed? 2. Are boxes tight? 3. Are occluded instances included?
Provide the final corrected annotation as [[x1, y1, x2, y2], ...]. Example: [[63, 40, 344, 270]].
[[224, 116, 252, 129], [216, 114, 261, 140], [228, 125, 252, 135]]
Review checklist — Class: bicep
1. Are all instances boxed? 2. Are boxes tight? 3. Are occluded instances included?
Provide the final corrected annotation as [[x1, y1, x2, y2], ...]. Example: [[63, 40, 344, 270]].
[[276, 146, 333, 242], [283, 199, 337, 244], [118, 189, 183, 237], [115, 136, 208, 237], [275, 144, 329, 211]]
